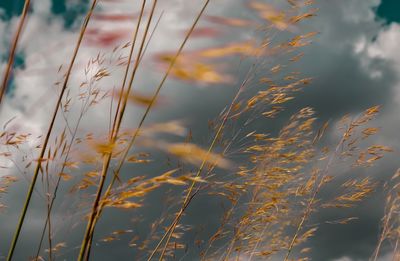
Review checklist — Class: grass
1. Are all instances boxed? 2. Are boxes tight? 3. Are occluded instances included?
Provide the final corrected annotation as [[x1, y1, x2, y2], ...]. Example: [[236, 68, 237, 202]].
[[0, 0, 31, 104], [6, 0, 99, 259], [0, 0, 399, 260]]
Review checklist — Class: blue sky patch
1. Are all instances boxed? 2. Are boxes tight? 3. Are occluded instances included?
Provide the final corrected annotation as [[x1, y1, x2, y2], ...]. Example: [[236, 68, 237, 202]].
[[51, 0, 89, 28], [0, 0, 25, 20], [375, 0, 400, 24], [0, 0, 88, 28]]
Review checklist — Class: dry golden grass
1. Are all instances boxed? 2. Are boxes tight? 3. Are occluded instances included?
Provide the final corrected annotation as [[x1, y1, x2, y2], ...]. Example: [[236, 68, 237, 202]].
[[0, 0, 397, 260]]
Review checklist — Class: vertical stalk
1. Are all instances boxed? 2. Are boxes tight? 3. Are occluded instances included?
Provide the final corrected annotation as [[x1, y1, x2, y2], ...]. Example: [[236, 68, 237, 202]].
[[6, 1, 98, 259], [84, 1, 148, 257], [77, 2, 158, 260], [149, 28, 253, 261], [284, 132, 347, 261], [0, 0, 31, 104]]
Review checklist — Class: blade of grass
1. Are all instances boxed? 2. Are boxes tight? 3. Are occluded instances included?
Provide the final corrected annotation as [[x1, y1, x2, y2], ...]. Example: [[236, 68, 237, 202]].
[[0, 0, 31, 104], [6, 1, 98, 259]]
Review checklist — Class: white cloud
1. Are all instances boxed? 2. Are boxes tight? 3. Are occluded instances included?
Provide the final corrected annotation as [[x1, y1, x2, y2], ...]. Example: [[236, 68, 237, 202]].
[[367, 23, 400, 63], [363, 23, 400, 102]]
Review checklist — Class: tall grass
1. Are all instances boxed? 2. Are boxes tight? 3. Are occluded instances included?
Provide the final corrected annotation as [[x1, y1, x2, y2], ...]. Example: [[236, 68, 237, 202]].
[[0, 0, 397, 260], [5, 0, 99, 259]]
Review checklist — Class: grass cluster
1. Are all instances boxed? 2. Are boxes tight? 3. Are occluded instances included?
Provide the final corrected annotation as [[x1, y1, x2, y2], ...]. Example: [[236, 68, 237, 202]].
[[0, 0, 398, 260]]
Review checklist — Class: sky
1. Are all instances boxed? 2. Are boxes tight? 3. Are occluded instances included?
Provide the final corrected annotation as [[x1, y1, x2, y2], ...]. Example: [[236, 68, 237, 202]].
[[1, 0, 400, 260]]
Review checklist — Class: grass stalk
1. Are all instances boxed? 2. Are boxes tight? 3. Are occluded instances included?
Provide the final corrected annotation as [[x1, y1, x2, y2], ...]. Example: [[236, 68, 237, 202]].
[[84, 10, 164, 256], [6, 1, 98, 259], [284, 132, 347, 261], [109, 0, 147, 140], [77, 1, 158, 259], [0, 0, 31, 104], [83, 2, 211, 259], [148, 33, 255, 261], [83, 0, 148, 257], [34, 79, 94, 260]]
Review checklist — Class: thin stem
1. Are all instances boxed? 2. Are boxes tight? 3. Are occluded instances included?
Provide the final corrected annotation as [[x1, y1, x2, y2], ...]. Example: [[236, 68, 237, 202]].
[[158, 92, 231, 261], [47, 197, 53, 261], [77, 2, 158, 260], [84, 0, 149, 258], [152, 50, 255, 261], [84, 10, 164, 256], [86, 0, 209, 254], [373, 200, 392, 261], [284, 131, 347, 261], [110, 0, 147, 140], [6, 1, 98, 259], [0, 0, 31, 104], [392, 238, 399, 261], [87, 1, 211, 259], [35, 84, 91, 260], [43, 162, 54, 261], [34, 74, 93, 259]]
